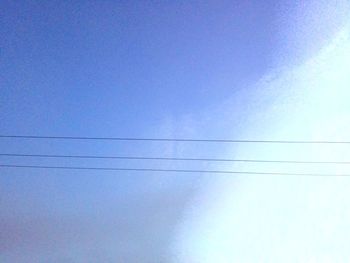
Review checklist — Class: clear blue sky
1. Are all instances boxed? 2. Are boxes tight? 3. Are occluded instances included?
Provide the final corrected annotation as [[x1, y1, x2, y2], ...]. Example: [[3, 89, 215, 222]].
[[1, 0, 349, 262], [1, 1, 278, 134]]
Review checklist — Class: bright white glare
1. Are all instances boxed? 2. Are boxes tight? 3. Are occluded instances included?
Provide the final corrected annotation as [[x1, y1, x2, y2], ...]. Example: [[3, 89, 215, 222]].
[[173, 25, 350, 263]]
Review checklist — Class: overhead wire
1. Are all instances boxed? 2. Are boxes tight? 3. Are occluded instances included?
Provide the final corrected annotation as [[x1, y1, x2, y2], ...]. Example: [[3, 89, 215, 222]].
[[1, 153, 350, 165], [1, 164, 350, 176], [1, 135, 350, 144], [2, 135, 350, 176]]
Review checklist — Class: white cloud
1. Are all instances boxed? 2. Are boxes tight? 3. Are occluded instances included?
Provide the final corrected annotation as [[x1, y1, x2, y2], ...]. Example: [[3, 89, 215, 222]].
[[173, 23, 350, 263]]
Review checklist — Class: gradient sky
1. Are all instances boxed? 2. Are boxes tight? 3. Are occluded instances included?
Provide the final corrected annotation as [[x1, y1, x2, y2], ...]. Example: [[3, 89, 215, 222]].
[[1, 1, 350, 262]]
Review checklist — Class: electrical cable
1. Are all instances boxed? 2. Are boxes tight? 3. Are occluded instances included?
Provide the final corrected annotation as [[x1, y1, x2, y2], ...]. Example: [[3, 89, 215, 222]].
[[1, 153, 350, 164], [1, 135, 350, 144], [1, 164, 350, 176]]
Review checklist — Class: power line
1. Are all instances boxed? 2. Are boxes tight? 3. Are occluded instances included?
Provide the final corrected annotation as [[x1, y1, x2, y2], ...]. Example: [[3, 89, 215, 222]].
[[1, 164, 349, 176], [1, 153, 350, 165], [1, 135, 350, 144]]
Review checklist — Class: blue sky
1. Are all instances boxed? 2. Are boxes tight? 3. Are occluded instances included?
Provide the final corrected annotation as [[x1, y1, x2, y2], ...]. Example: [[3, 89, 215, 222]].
[[1, 0, 350, 262], [0, 0, 277, 132]]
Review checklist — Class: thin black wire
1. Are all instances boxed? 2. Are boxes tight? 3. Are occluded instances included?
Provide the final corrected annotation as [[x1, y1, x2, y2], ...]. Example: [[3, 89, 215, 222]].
[[1, 135, 350, 144], [1, 164, 350, 176], [1, 153, 350, 165]]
